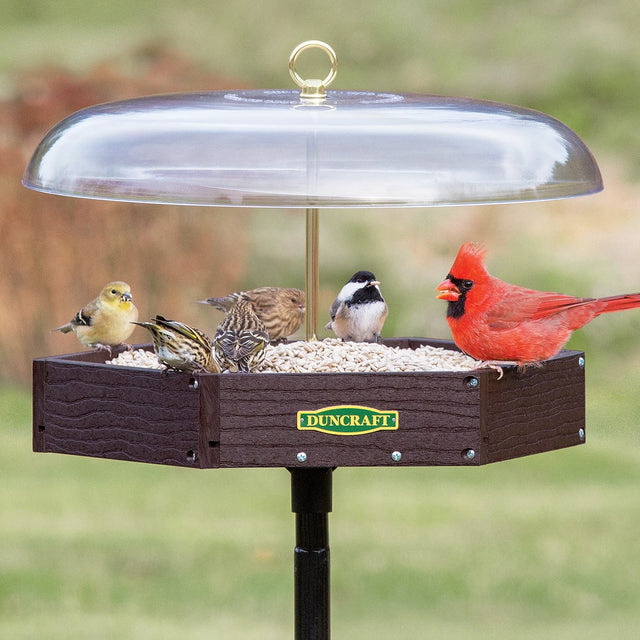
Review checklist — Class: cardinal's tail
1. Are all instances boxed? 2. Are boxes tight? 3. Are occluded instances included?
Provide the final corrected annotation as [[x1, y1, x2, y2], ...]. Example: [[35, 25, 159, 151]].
[[598, 293, 640, 314]]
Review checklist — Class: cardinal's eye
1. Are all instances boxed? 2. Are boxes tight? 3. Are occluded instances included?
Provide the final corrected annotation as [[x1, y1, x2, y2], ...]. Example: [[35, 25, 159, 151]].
[[458, 279, 474, 292]]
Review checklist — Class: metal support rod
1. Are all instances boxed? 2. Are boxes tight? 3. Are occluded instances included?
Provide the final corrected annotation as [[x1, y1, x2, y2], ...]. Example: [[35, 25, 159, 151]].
[[290, 467, 333, 640], [305, 207, 320, 341]]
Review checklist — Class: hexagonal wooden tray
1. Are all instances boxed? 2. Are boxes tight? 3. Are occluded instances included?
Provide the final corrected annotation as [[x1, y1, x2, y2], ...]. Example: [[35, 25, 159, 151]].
[[32, 338, 585, 469]]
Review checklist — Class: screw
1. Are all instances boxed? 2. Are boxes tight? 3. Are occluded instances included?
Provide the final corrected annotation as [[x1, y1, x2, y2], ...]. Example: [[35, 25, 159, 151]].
[[186, 450, 196, 462], [391, 451, 402, 462], [465, 376, 479, 389], [464, 449, 476, 461], [578, 428, 585, 441], [189, 378, 199, 390], [578, 356, 585, 369], [296, 452, 307, 463]]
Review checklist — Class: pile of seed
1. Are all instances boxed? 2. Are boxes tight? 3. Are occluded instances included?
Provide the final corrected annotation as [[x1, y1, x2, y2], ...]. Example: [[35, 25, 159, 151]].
[[106, 348, 166, 370], [260, 338, 477, 373], [106, 338, 478, 373]]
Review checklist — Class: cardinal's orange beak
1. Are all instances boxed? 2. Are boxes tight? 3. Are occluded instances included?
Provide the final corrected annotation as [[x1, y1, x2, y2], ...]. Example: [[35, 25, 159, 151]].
[[436, 279, 460, 302]]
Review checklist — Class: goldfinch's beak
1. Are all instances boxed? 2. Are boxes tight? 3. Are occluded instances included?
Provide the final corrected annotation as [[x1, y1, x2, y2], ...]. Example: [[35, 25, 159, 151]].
[[436, 279, 460, 302], [121, 291, 133, 302]]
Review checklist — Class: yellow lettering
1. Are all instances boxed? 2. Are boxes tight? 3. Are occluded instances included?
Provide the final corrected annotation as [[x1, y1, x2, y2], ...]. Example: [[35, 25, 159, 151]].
[[302, 409, 397, 432]]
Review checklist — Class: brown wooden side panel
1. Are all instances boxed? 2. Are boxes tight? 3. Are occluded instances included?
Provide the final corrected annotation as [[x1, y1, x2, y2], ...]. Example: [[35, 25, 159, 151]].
[[217, 372, 484, 467], [196, 375, 221, 468], [35, 359, 204, 467], [482, 351, 585, 463], [32, 359, 47, 452]]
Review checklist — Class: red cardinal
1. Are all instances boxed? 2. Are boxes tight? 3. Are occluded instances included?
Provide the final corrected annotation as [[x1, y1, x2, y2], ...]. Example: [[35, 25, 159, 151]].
[[436, 242, 640, 366]]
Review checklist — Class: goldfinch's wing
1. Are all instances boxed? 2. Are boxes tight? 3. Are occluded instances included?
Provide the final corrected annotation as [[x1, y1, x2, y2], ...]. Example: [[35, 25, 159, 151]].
[[69, 306, 94, 327]]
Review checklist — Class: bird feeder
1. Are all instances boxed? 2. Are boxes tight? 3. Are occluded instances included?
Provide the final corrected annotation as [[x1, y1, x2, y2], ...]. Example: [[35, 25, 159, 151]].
[[26, 41, 598, 640]]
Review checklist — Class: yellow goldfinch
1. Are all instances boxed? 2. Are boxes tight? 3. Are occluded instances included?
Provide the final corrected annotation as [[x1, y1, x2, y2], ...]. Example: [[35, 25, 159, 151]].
[[198, 287, 305, 344], [214, 299, 269, 372], [132, 315, 220, 374], [53, 281, 138, 351]]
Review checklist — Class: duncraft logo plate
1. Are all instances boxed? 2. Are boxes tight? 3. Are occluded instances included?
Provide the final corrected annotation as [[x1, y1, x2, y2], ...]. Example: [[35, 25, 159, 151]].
[[297, 405, 398, 436]]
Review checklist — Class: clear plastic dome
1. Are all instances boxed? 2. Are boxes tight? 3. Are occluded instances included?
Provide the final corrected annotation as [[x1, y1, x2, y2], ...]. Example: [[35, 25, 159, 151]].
[[23, 89, 602, 208]]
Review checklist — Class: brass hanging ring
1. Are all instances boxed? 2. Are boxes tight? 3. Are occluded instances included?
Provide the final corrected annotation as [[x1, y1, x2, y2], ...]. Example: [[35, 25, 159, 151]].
[[288, 41, 338, 99]]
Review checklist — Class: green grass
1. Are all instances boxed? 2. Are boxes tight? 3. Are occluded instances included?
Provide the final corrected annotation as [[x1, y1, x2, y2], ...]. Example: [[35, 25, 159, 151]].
[[2, 386, 640, 639]]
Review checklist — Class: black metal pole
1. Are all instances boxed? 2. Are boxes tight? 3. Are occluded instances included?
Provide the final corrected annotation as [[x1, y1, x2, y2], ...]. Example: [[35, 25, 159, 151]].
[[290, 467, 333, 640]]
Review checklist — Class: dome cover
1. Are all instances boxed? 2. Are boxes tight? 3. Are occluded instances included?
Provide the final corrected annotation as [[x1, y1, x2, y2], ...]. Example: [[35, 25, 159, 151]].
[[23, 88, 602, 208]]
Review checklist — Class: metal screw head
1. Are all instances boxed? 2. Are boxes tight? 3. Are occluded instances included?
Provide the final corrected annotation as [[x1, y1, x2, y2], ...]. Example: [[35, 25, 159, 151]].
[[188, 378, 199, 390], [391, 451, 402, 462], [464, 448, 476, 461], [465, 376, 479, 389], [296, 452, 307, 463], [578, 356, 585, 369], [578, 428, 585, 441]]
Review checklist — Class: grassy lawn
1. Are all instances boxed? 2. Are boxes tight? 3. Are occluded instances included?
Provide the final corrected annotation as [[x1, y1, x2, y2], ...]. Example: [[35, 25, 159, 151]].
[[2, 384, 639, 639]]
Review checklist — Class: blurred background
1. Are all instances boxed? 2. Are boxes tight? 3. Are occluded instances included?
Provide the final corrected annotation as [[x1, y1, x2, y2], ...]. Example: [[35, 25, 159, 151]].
[[1, 1, 639, 638]]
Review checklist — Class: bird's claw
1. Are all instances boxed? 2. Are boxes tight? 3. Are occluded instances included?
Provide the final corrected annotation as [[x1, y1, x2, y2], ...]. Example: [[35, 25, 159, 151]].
[[93, 343, 113, 356], [476, 359, 544, 380], [477, 361, 507, 380]]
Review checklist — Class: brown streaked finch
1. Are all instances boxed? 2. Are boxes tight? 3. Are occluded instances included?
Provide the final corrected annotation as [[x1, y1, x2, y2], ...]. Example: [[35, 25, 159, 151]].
[[131, 315, 220, 374], [213, 299, 269, 372], [198, 286, 305, 344]]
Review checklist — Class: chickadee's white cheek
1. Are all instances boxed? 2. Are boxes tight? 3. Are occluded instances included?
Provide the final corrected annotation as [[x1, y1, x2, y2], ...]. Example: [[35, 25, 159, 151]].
[[338, 282, 364, 300]]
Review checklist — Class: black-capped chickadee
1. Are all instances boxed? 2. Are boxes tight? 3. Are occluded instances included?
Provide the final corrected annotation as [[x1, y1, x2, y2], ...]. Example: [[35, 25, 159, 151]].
[[325, 270, 388, 343]]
